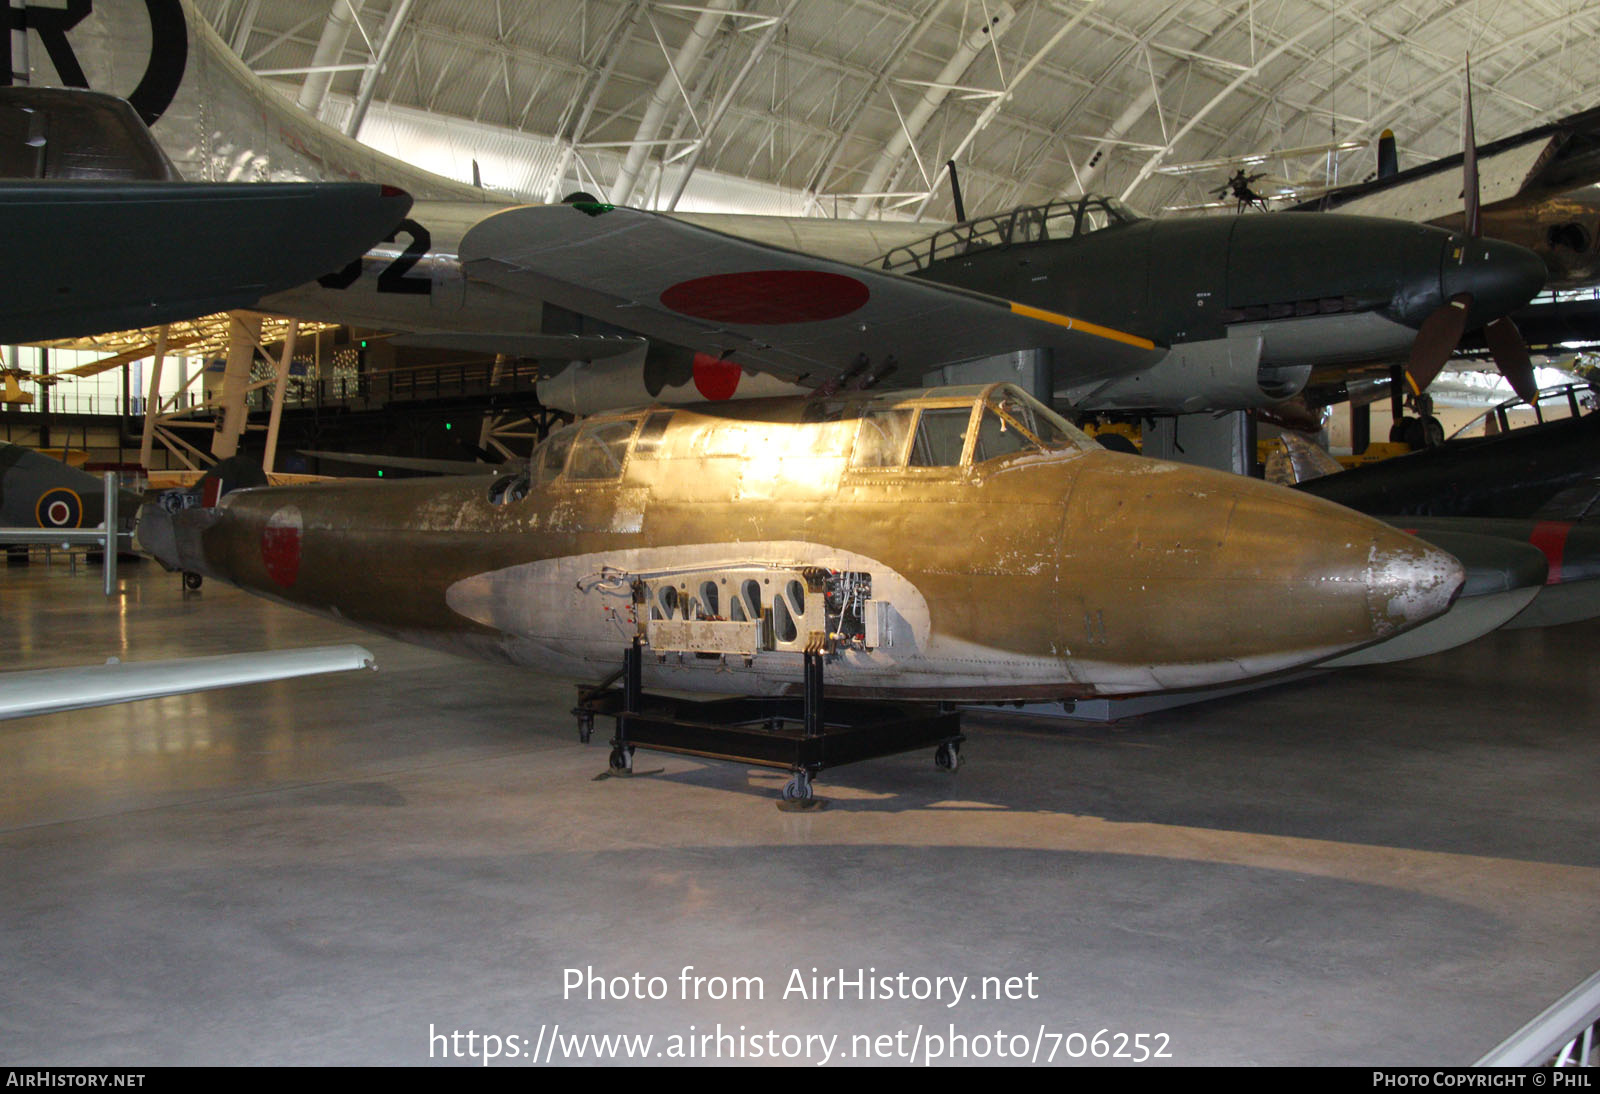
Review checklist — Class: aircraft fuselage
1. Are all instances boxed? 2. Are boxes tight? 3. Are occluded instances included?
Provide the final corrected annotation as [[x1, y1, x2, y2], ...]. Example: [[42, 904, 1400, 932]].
[[139, 384, 1463, 701]]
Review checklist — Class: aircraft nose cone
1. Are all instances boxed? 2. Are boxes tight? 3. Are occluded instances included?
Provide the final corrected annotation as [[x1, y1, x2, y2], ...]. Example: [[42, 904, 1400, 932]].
[[1062, 457, 1464, 692], [1441, 235, 1546, 324], [1357, 520, 1468, 637]]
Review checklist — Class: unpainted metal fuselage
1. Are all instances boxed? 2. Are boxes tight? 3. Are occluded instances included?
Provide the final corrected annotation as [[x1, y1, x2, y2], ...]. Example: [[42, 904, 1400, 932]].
[[140, 385, 1463, 700]]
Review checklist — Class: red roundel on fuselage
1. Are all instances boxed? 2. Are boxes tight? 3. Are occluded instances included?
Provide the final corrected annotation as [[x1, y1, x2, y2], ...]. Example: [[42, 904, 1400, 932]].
[[660, 270, 869, 325], [260, 506, 303, 588], [691, 354, 742, 400]]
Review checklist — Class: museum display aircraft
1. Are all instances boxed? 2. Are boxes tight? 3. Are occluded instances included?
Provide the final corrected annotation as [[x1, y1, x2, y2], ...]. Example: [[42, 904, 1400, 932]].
[[1293, 104, 1600, 291], [22, 0, 1547, 421], [137, 382, 1467, 703], [0, 85, 412, 342], [0, 440, 138, 535]]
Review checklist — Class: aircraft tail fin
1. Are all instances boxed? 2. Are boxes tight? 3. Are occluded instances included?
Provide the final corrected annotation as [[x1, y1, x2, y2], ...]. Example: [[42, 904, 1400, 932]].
[[16, 0, 485, 200], [0, 441, 135, 531]]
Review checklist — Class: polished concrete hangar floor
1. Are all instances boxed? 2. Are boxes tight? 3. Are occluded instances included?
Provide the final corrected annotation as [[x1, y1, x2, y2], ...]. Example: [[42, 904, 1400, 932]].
[[1, 559, 1597, 1067]]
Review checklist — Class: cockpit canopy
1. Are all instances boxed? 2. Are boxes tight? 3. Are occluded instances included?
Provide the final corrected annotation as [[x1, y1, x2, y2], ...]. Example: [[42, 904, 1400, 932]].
[[843, 383, 1096, 470], [876, 196, 1144, 273], [492, 383, 1097, 503]]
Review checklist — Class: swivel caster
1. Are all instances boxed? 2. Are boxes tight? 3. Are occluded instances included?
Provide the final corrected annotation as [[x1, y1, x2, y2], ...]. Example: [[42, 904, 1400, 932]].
[[182, 571, 203, 591], [781, 770, 814, 802], [934, 741, 962, 772], [577, 711, 594, 744], [608, 746, 634, 773]]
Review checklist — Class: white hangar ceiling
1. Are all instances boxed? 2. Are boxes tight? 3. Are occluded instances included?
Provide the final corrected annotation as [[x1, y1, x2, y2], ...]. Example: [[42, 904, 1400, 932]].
[[194, 0, 1600, 219]]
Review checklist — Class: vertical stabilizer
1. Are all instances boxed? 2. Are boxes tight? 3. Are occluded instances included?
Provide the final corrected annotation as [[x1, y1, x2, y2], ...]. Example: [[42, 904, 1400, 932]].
[[12, 0, 486, 200]]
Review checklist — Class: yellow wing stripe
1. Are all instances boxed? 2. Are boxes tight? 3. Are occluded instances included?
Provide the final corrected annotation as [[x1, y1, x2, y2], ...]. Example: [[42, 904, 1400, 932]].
[[1009, 302, 1156, 350]]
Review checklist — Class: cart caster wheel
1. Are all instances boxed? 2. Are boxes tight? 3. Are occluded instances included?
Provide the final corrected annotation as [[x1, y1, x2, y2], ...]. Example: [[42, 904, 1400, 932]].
[[608, 747, 632, 773], [935, 741, 961, 771], [782, 771, 813, 802], [577, 713, 594, 744], [182, 571, 203, 591]]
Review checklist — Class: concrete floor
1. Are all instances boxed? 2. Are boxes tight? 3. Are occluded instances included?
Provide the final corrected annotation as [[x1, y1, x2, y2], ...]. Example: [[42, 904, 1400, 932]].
[[2, 556, 1597, 1066]]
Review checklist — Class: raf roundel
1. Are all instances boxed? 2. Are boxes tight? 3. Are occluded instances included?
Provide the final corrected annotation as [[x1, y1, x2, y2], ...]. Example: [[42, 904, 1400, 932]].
[[35, 487, 83, 529], [260, 505, 303, 588]]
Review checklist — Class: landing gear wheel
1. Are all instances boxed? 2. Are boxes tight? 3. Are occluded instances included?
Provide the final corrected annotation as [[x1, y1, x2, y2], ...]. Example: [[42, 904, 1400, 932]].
[[782, 770, 814, 802], [934, 741, 962, 772], [182, 571, 203, 591], [1390, 415, 1444, 450], [608, 746, 634, 773]]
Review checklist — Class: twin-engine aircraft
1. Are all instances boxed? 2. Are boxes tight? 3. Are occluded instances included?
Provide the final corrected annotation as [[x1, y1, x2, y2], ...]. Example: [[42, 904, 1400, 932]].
[[8, 0, 1511, 706], [138, 383, 1464, 701], [24, 0, 1546, 420]]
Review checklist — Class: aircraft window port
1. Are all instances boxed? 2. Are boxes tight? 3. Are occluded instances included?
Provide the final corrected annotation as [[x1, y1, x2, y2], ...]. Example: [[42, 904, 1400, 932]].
[[567, 418, 639, 481], [533, 426, 576, 486], [487, 467, 531, 505], [909, 406, 974, 467], [632, 411, 674, 459], [850, 407, 915, 468]]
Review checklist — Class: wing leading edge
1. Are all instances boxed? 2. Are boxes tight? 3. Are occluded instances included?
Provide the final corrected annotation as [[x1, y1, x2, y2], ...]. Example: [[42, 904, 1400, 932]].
[[459, 203, 1164, 389]]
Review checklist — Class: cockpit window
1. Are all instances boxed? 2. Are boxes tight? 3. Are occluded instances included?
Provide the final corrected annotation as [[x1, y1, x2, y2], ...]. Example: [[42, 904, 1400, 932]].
[[973, 406, 1032, 463], [970, 386, 1097, 464], [632, 411, 674, 459], [909, 406, 972, 467], [567, 418, 639, 480], [874, 196, 1146, 272], [532, 425, 575, 486], [850, 408, 915, 468]]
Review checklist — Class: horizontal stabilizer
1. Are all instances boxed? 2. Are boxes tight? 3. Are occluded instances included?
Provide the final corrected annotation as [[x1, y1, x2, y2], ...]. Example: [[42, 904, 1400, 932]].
[[0, 645, 377, 721]]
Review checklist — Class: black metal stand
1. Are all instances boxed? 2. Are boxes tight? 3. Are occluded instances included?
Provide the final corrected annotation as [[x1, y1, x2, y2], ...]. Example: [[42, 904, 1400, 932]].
[[577, 640, 964, 806]]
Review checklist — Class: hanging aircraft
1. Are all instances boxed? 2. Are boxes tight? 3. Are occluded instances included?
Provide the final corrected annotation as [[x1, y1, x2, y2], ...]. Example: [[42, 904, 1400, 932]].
[[19, 0, 1547, 423], [0, 85, 413, 343], [1292, 104, 1600, 291]]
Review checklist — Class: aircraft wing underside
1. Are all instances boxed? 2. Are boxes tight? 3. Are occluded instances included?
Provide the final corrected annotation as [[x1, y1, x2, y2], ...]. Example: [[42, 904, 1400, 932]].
[[459, 203, 1166, 388]]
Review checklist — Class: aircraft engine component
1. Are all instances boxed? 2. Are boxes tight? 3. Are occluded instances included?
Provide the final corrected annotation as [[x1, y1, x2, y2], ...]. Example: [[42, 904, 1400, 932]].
[[1060, 328, 1312, 413], [628, 565, 877, 657]]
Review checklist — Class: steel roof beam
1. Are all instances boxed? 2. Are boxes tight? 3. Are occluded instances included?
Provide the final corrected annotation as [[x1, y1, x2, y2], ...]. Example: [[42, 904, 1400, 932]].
[[610, 0, 736, 207], [297, 0, 368, 117], [665, 0, 801, 210]]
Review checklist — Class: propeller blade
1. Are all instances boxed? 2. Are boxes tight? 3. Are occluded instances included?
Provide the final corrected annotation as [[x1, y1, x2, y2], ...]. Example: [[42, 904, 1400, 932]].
[[1463, 56, 1480, 237], [1406, 292, 1473, 393], [1483, 316, 1540, 404]]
